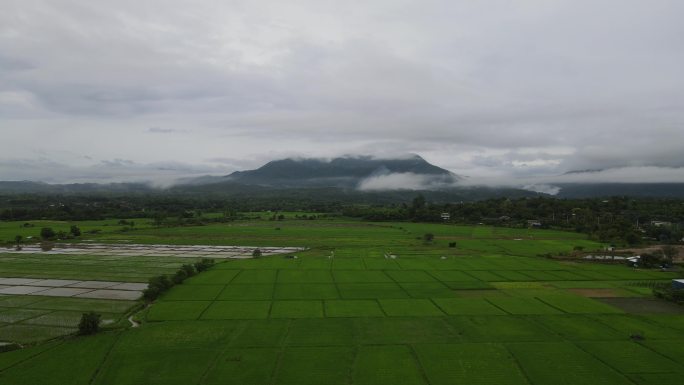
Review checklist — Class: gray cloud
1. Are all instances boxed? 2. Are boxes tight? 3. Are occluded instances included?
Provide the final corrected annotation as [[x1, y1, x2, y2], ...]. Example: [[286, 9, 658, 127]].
[[0, 158, 226, 186], [1, 0, 683, 183]]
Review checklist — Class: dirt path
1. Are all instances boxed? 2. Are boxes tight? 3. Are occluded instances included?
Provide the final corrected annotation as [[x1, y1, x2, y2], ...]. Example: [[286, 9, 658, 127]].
[[128, 315, 140, 328]]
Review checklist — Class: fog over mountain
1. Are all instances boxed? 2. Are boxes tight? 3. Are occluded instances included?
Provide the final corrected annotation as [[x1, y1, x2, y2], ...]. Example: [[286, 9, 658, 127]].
[[2, 1, 683, 187]]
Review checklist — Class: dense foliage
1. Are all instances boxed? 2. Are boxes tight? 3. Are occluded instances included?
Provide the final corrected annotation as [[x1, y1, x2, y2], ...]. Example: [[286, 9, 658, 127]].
[[1, 192, 683, 245], [143, 259, 215, 302], [343, 195, 684, 245], [78, 312, 102, 335]]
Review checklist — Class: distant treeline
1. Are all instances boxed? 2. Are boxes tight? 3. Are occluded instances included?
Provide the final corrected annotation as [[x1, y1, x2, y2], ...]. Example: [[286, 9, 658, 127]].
[[343, 195, 684, 245], [0, 194, 344, 222], [0, 193, 682, 245]]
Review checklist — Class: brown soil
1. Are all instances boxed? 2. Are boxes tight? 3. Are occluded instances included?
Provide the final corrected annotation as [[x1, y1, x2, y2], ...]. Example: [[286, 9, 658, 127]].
[[596, 297, 684, 314], [618, 244, 684, 262], [568, 288, 624, 298]]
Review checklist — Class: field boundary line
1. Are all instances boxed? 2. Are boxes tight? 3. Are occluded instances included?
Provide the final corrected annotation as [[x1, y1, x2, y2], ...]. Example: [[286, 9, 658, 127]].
[[347, 345, 360, 385], [196, 319, 251, 385], [502, 343, 534, 385], [428, 298, 449, 316], [330, 269, 343, 301], [0, 339, 64, 373], [634, 340, 684, 367], [87, 331, 123, 385], [268, 319, 293, 385], [572, 341, 640, 385], [383, 270, 412, 298], [407, 344, 432, 385], [483, 298, 512, 315], [376, 298, 389, 316], [534, 296, 568, 314]]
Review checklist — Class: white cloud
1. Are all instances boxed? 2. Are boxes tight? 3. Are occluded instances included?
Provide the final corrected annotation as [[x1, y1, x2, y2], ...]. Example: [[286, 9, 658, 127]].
[[1, 1, 683, 183], [358, 172, 457, 191]]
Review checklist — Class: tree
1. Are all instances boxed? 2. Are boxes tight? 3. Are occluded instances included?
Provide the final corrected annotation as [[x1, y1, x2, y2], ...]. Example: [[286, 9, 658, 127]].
[[252, 248, 262, 258], [181, 264, 196, 277], [423, 233, 434, 242], [194, 258, 214, 272], [70, 225, 81, 237], [172, 269, 188, 284], [40, 227, 56, 240], [640, 253, 662, 268], [78, 312, 101, 335]]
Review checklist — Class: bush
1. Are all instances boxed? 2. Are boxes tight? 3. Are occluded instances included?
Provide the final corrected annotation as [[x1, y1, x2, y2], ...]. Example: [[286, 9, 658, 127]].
[[70, 225, 81, 237], [40, 227, 56, 240], [149, 275, 173, 291], [448, 242, 457, 248], [194, 258, 214, 272], [423, 233, 434, 242], [143, 286, 161, 301], [78, 312, 101, 335], [144, 260, 215, 302], [173, 269, 188, 284], [181, 264, 196, 277], [252, 248, 262, 258]]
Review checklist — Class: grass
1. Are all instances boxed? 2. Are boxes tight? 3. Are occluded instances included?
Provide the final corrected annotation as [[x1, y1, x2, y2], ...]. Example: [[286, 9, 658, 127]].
[[507, 342, 631, 385], [579, 341, 684, 374], [353, 345, 427, 385], [378, 299, 445, 317], [146, 301, 210, 321], [270, 300, 323, 318], [324, 300, 385, 317], [1, 218, 682, 384], [415, 343, 529, 385], [487, 297, 563, 315], [201, 301, 271, 320], [202, 348, 280, 385], [432, 298, 507, 315], [275, 346, 355, 385]]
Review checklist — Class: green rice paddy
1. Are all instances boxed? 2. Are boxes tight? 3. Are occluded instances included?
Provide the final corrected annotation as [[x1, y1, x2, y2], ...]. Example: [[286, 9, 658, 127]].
[[0, 218, 682, 384]]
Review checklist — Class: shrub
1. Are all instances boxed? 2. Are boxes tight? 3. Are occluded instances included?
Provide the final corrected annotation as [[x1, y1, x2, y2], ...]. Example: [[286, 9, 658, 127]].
[[423, 233, 434, 242], [149, 275, 173, 291], [181, 264, 196, 277], [144, 260, 215, 302], [252, 248, 262, 258], [78, 312, 101, 335], [448, 242, 457, 248], [70, 225, 81, 237], [143, 286, 161, 301], [40, 227, 56, 240], [173, 269, 188, 284], [194, 258, 214, 272]]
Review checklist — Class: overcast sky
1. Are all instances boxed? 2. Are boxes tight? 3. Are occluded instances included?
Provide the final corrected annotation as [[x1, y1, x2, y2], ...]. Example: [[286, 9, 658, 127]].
[[2, 0, 683, 185]]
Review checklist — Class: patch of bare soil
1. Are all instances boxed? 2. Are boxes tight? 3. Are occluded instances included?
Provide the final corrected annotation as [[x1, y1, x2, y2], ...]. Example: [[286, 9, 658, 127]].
[[596, 297, 684, 314], [568, 288, 624, 298], [619, 244, 684, 262]]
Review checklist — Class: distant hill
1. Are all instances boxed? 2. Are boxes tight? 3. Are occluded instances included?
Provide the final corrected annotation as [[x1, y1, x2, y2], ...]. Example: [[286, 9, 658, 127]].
[[224, 155, 458, 188], [556, 183, 684, 198], [0, 181, 153, 194], [2, 155, 684, 200]]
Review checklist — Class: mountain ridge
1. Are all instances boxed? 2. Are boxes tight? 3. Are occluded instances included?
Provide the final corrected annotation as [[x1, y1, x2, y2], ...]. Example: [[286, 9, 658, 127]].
[[224, 154, 458, 188]]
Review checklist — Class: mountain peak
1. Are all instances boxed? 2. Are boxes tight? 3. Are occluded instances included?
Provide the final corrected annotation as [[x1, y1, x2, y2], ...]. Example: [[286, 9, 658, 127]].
[[226, 155, 457, 189]]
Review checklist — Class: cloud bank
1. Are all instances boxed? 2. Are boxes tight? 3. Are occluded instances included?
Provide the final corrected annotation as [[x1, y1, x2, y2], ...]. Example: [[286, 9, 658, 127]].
[[1, 1, 683, 183]]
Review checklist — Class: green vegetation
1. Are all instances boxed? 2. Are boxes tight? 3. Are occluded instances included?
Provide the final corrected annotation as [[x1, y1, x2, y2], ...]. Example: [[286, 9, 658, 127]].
[[0, 215, 682, 384], [77, 311, 101, 335]]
